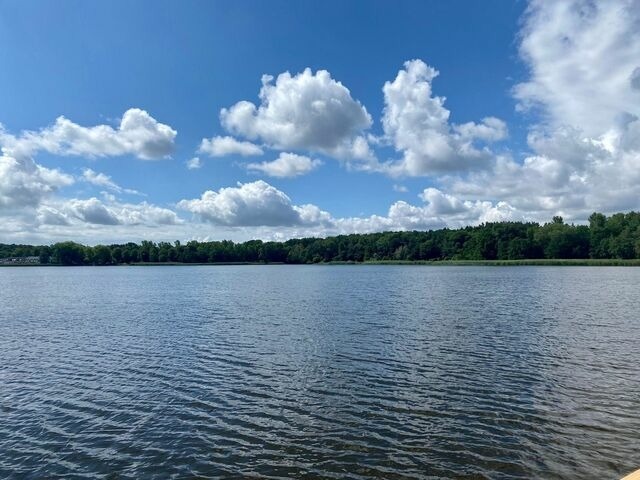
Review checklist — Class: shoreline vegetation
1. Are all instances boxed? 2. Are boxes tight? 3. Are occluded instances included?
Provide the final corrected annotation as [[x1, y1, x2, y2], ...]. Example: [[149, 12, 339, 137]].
[[2, 259, 640, 267], [3, 212, 640, 266]]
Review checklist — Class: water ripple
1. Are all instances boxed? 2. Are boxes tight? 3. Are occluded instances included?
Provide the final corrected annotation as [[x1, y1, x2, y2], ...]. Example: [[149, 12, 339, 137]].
[[1, 265, 639, 479]]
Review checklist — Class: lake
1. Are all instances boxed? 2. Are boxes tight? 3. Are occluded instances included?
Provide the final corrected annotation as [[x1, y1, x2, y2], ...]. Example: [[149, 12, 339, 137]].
[[1, 265, 638, 479]]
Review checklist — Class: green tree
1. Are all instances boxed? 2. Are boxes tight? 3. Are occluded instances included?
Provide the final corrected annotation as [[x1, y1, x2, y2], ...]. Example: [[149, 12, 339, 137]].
[[51, 242, 86, 265], [92, 245, 113, 265], [38, 246, 52, 264]]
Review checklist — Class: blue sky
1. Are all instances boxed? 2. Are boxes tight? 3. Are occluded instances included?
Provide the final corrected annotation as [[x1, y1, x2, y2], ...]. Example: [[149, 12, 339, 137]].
[[1, 0, 639, 244]]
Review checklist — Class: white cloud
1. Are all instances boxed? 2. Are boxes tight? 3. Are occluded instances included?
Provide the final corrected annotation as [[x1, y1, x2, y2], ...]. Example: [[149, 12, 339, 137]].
[[392, 184, 408, 193], [420, 187, 517, 223], [64, 197, 122, 225], [446, 127, 640, 221], [81, 168, 142, 195], [379, 60, 507, 176], [444, 0, 640, 221], [82, 169, 119, 190], [186, 157, 202, 170], [1, 108, 176, 161], [0, 196, 184, 245], [198, 136, 263, 157], [419, 187, 468, 215], [328, 135, 376, 164], [111, 201, 181, 226], [454, 117, 508, 143], [514, 0, 640, 138], [295, 203, 333, 227], [0, 111, 176, 239], [247, 152, 322, 178], [36, 206, 71, 226], [0, 153, 74, 210], [1, 173, 521, 244], [325, 188, 517, 235], [38, 197, 181, 227], [178, 180, 330, 227], [220, 68, 372, 159], [176, 180, 516, 237]]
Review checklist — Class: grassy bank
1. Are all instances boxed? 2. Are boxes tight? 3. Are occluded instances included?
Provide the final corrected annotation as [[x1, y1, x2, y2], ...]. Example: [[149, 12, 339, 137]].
[[326, 259, 640, 266]]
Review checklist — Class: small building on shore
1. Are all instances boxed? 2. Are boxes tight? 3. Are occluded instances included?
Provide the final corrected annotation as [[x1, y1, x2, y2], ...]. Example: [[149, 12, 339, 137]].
[[0, 256, 40, 265]]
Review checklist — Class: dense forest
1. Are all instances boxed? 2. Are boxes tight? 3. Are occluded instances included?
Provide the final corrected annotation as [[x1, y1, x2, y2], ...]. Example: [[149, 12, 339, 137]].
[[2, 212, 640, 265]]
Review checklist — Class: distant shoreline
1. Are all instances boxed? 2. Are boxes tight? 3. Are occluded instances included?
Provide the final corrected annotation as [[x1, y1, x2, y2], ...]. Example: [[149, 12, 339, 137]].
[[4, 212, 640, 266], [2, 259, 640, 267]]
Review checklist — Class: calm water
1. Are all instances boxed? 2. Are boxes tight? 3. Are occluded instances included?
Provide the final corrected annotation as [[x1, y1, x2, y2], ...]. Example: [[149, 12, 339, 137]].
[[1, 266, 639, 479]]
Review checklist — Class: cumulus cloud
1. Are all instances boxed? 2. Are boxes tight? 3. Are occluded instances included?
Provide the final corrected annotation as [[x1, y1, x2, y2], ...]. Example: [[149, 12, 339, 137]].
[[454, 117, 508, 143], [176, 179, 516, 237], [36, 206, 71, 226], [186, 157, 202, 170], [448, 0, 640, 221], [1, 108, 176, 160], [447, 128, 640, 221], [38, 197, 181, 227], [514, 0, 640, 138], [0, 153, 74, 210], [220, 68, 372, 159], [247, 152, 322, 178], [177, 180, 331, 227], [332, 188, 517, 234], [382, 0, 640, 224], [0, 110, 176, 239], [64, 197, 121, 225], [198, 136, 263, 157], [379, 60, 507, 176], [111, 201, 181, 226], [3, 172, 521, 243]]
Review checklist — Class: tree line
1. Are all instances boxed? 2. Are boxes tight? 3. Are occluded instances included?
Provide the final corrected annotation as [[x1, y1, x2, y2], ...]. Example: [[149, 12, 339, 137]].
[[2, 212, 640, 265]]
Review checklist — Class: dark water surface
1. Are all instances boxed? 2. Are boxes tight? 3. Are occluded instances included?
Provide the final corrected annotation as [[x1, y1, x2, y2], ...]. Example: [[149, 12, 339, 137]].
[[1, 266, 639, 479]]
